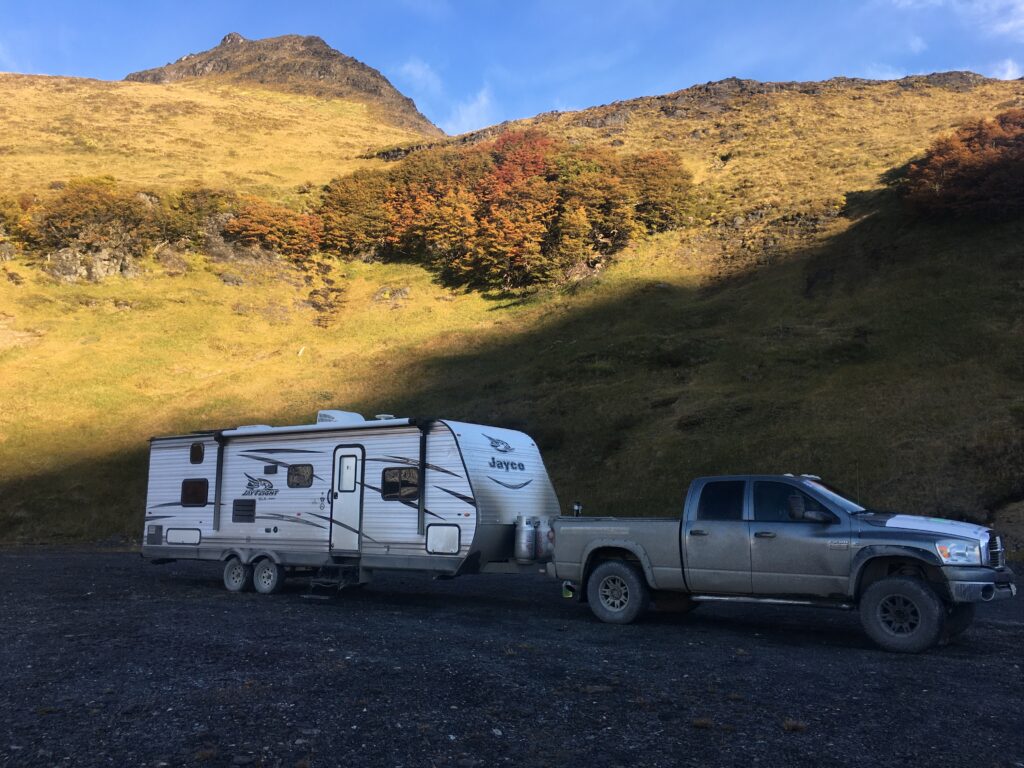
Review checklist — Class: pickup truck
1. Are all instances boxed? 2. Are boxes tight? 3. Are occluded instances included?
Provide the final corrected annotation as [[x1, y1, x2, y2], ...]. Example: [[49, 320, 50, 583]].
[[548, 474, 1016, 652]]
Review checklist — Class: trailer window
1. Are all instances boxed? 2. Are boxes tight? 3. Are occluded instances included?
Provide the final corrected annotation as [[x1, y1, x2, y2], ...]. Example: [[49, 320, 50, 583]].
[[180, 478, 209, 507], [189, 442, 204, 464], [696, 480, 744, 521], [287, 464, 314, 488], [381, 467, 419, 501]]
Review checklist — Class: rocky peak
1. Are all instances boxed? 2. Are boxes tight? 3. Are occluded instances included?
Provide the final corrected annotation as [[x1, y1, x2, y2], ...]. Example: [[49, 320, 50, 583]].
[[125, 33, 441, 136]]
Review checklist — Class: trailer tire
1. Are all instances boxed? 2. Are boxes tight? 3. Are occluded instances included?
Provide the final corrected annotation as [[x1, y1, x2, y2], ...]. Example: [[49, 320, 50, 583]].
[[859, 576, 944, 653], [586, 560, 649, 624], [253, 559, 286, 595], [223, 557, 253, 593]]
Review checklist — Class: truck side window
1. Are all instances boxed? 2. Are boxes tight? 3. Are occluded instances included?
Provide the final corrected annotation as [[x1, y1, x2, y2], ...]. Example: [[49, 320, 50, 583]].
[[696, 481, 745, 520], [754, 482, 826, 522]]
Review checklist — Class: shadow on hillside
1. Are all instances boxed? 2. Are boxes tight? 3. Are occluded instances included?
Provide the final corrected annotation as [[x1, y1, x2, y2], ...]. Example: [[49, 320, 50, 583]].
[[3, 183, 1023, 541]]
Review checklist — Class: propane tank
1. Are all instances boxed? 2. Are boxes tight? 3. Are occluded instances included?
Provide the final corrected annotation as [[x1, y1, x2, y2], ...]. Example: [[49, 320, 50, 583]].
[[514, 515, 536, 563], [534, 517, 554, 563]]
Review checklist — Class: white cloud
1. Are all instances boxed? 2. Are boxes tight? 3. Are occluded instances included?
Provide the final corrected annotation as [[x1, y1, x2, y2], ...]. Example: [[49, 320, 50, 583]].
[[398, 57, 443, 97], [442, 85, 497, 135], [991, 57, 1023, 78], [909, 34, 928, 53], [970, 0, 1024, 39], [0, 40, 18, 71], [862, 62, 908, 79]]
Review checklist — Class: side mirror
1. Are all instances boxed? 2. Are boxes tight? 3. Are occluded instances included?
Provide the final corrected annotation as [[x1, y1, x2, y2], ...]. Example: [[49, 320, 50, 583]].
[[803, 507, 837, 524]]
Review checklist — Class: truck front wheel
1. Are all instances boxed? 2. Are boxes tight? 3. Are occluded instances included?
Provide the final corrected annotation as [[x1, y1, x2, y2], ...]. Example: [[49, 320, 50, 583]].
[[859, 576, 945, 653], [587, 560, 649, 624]]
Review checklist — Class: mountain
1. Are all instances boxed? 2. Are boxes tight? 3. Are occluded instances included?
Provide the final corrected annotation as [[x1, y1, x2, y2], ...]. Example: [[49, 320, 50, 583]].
[[1, 67, 1023, 550], [125, 32, 441, 136]]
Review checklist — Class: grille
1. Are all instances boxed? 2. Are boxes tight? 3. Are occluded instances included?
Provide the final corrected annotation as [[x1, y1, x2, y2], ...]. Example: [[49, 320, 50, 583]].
[[988, 534, 1006, 569]]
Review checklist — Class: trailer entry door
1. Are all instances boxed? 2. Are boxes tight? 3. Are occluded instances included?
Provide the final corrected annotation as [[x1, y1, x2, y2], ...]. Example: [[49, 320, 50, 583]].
[[330, 445, 364, 552]]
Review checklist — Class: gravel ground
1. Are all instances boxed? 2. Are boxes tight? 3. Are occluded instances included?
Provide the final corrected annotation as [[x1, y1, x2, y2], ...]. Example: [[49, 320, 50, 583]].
[[0, 549, 1021, 768]]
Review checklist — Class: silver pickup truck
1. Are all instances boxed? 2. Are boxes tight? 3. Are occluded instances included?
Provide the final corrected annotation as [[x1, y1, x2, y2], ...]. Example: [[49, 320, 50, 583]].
[[548, 474, 1016, 652]]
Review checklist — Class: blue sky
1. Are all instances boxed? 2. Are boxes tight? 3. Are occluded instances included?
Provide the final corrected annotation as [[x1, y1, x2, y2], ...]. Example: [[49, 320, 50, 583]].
[[0, 0, 1021, 134]]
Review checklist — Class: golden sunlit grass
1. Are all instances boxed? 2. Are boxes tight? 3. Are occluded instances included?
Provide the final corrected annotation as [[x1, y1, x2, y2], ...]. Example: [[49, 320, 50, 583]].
[[0, 74, 430, 201], [1, 75, 1023, 546]]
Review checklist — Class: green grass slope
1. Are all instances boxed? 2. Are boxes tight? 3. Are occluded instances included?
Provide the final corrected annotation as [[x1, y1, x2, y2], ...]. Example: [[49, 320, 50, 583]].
[[1, 74, 1022, 551]]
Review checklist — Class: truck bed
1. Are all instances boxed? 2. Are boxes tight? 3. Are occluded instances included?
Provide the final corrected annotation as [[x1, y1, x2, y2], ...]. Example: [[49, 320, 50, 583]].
[[551, 516, 684, 590]]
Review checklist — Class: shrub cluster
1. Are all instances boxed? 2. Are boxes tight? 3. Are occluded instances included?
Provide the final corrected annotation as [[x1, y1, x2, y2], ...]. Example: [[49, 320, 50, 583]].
[[221, 196, 323, 257], [905, 108, 1024, 217], [5, 130, 695, 288], [320, 130, 694, 288]]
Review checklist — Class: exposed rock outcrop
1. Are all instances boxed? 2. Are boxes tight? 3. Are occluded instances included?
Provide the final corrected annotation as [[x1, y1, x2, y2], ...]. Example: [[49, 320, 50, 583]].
[[125, 32, 441, 136]]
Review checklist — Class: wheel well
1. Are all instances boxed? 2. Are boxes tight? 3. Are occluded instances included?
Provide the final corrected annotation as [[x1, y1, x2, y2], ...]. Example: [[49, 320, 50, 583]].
[[583, 547, 645, 589], [856, 557, 945, 599]]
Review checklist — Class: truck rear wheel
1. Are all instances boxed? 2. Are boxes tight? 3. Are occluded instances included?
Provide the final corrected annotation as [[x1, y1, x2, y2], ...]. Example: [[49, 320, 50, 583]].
[[253, 559, 286, 595], [859, 576, 944, 653], [223, 557, 253, 593], [587, 560, 649, 624]]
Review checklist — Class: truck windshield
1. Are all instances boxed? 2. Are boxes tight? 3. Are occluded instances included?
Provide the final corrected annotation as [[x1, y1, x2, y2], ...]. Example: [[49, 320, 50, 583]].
[[802, 479, 866, 513]]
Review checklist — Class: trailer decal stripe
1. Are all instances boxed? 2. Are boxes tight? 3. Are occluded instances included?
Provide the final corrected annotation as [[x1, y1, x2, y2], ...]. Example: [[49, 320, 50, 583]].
[[488, 476, 534, 490], [397, 498, 446, 520], [434, 485, 476, 506], [148, 502, 186, 510], [305, 513, 379, 543], [254, 513, 327, 530], [242, 448, 323, 454], [366, 455, 460, 477], [239, 453, 326, 481], [144, 514, 176, 521]]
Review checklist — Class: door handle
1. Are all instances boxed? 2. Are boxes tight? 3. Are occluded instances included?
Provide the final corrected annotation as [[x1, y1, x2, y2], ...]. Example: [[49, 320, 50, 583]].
[[333, 491, 339, 500], [690, 529, 709, 536], [754, 531, 776, 538]]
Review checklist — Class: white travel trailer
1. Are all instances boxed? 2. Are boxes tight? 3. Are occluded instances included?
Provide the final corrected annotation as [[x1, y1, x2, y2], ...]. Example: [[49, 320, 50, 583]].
[[142, 411, 561, 593]]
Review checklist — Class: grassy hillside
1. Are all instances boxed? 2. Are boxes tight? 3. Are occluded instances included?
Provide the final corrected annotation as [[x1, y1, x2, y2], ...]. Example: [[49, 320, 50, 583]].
[[1, 73, 1023, 551], [0, 74, 429, 200]]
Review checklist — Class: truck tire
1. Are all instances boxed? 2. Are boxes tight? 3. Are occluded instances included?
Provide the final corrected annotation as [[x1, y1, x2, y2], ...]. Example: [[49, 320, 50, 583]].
[[587, 560, 649, 624], [943, 603, 976, 641], [223, 557, 253, 593], [859, 576, 945, 653], [253, 559, 286, 595]]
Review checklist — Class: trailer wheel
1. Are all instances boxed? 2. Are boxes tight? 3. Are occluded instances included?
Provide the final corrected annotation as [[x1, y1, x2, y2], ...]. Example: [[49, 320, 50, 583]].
[[253, 559, 286, 595], [586, 560, 649, 624], [859, 576, 944, 653], [223, 557, 253, 593]]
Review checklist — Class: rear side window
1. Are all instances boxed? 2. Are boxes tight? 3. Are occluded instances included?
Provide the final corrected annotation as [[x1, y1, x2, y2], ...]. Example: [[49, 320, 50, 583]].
[[287, 464, 314, 488], [754, 482, 826, 522], [181, 478, 209, 507], [381, 467, 420, 501], [189, 442, 204, 464], [696, 481, 745, 521]]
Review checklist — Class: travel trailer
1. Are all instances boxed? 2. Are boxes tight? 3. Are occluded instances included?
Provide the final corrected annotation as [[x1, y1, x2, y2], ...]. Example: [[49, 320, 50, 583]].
[[142, 411, 560, 593]]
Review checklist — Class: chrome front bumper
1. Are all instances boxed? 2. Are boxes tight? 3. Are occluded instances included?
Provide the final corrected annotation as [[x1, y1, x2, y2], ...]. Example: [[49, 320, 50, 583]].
[[947, 568, 1017, 603]]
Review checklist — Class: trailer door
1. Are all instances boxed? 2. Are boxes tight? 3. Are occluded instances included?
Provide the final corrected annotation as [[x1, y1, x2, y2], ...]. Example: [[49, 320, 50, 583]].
[[330, 445, 364, 552]]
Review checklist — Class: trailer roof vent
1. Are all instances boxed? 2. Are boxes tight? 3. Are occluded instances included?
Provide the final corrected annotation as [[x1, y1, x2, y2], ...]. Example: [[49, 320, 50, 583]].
[[374, 413, 396, 420], [316, 410, 364, 425], [235, 424, 272, 432]]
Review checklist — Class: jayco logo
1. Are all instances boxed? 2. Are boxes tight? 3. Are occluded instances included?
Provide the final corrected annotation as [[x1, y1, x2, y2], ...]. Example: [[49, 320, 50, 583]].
[[483, 434, 514, 453], [488, 457, 525, 472], [243, 474, 279, 498]]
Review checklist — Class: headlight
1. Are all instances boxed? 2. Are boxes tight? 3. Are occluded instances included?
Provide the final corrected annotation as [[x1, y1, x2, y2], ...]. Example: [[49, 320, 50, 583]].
[[935, 539, 981, 565]]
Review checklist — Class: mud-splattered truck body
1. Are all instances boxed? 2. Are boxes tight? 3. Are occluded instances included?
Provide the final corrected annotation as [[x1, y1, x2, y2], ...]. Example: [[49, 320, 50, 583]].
[[550, 474, 1016, 652]]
